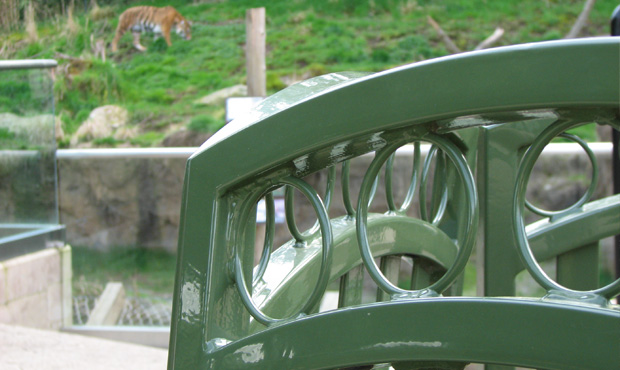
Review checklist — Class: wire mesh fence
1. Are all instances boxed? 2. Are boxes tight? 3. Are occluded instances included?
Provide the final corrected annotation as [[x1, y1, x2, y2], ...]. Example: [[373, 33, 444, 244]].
[[118, 297, 172, 326], [72, 295, 172, 326]]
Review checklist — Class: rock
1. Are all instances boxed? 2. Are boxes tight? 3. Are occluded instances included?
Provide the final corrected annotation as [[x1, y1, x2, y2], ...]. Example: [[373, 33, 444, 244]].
[[70, 105, 128, 147], [194, 85, 247, 106], [113, 126, 139, 141]]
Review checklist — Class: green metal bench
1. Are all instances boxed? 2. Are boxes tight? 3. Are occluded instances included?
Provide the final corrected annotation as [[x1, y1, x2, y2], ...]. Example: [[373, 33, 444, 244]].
[[168, 38, 620, 370]]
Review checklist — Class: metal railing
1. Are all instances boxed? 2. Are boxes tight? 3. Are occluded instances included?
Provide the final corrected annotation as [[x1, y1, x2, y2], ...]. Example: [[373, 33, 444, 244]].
[[56, 142, 613, 160]]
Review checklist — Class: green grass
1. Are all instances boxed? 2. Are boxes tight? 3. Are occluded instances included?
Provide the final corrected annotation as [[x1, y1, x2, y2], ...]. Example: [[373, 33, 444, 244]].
[[72, 246, 177, 298], [3, 0, 617, 146]]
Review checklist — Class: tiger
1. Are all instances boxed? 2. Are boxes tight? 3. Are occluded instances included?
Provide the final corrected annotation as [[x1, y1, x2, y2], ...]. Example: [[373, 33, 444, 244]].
[[111, 6, 191, 52]]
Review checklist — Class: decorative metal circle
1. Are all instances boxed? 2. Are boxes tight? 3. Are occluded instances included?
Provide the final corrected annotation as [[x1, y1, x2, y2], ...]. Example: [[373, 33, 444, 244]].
[[342, 159, 379, 218], [419, 145, 449, 225], [524, 132, 598, 218], [356, 134, 478, 296], [285, 166, 335, 244], [385, 142, 421, 213], [513, 120, 620, 299], [253, 192, 275, 284], [342, 160, 356, 217], [235, 176, 333, 325]]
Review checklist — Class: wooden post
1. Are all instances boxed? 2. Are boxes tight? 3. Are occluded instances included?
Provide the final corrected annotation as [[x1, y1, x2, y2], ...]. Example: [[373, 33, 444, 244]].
[[86, 282, 126, 326], [246, 8, 266, 97]]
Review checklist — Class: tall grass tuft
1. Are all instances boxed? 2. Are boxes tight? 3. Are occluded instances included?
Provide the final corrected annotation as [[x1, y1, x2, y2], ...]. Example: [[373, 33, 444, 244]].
[[88, 0, 115, 22], [64, 1, 80, 37]]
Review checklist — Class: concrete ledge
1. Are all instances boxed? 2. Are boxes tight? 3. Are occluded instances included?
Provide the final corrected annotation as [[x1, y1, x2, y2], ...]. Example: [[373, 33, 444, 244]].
[[0, 247, 70, 330], [4, 248, 60, 301], [1, 323, 167, 369], [63, 325, 170, 349]]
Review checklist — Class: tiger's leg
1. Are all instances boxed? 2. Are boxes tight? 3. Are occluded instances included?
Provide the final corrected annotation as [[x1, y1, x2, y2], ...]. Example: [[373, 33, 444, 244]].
[[132, 32, 147, 51], [162, 24, 173, 46], [111, 27, 124, 52]]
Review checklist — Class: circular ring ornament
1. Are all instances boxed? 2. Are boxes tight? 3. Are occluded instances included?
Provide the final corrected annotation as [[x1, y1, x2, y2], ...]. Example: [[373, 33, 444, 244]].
[[285, 166, 335, 244], [342, 160, 379, 218], [235, 176, 333, 325], [524, 132, 598, 218], [513, 120, 620, 299], [253, 192, 275, 284], [356, 134, 478, 297], [385, 142, 421, 213], [419, 145, 449, 225]]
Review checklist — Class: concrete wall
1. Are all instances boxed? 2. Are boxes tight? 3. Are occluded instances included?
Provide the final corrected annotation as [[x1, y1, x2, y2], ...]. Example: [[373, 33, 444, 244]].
[[0, 246, 72, 329], [58, 157, 186, 252], [56, 145, 614, 253]]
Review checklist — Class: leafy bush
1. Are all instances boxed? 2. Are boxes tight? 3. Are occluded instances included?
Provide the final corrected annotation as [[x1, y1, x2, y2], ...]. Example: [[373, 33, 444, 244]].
[[144, 89, 175, 104], [266, 72, 286, 91], [0, 80, 31, 114], [188, 114, 223, 133], [92, 136, 122, 146], [60, 109, 91, 136], [55, 59, 131, 135], [130, 132, 165, 146]]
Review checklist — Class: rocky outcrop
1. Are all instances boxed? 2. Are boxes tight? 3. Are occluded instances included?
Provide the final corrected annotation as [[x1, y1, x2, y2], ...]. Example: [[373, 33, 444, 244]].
[[70, 105, 133, 147]]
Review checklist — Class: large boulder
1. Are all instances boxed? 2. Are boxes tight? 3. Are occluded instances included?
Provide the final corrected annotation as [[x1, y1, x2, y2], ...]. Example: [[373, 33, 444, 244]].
[[70, 105, 129, 147]]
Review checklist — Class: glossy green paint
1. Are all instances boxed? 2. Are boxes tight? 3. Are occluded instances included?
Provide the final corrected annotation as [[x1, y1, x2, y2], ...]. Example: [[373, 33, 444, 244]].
[[356, 134, 477, 297], [234, 176, 334, 326], [168, 39, 620, 369], [200, 299, 620, 370], [250, 214, 459, 331], [513, 114, 620, 299], [527, 195, 620, 263]]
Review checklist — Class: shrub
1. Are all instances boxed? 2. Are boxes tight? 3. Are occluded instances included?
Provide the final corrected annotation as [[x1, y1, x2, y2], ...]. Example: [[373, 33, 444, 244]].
[[92, 136, 122, 147], [188, 114, 222, 133], [130, 132, 165, 147]]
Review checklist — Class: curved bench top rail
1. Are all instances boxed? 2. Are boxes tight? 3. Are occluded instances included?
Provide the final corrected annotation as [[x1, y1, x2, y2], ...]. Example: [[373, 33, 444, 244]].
[[202, 298, 620, 370], [188, 37, 619, 192]]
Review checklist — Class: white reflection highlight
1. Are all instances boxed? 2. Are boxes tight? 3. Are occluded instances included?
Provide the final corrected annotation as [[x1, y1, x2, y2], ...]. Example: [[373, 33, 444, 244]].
[[235, 343, 265, 363], [373, 341, 442, 348]]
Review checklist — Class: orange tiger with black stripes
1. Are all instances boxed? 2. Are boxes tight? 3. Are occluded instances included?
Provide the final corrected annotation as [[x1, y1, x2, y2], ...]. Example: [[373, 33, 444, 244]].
[[111, 6, 191, 52]]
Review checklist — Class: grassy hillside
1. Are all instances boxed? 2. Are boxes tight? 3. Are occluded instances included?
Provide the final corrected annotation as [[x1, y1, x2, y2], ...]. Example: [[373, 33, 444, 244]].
[[2, 0, 617, 147]]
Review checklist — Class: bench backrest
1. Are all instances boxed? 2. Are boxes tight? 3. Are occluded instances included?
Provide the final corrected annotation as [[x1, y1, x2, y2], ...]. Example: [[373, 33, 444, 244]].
[[168, 38, 620, 370]]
